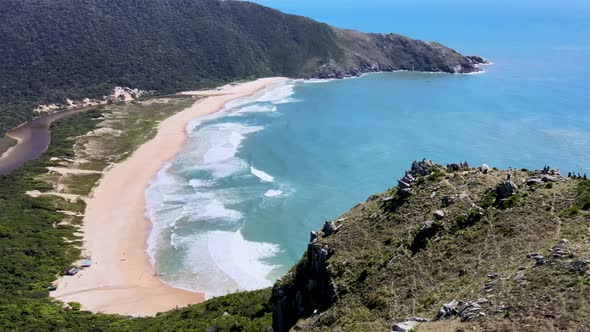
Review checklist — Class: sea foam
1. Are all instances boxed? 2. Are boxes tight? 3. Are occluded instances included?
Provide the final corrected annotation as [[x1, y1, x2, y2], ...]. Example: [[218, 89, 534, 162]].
[[264, 189, 283, 197], [145, 79, 298, 298], [250, 166, 274, 182]]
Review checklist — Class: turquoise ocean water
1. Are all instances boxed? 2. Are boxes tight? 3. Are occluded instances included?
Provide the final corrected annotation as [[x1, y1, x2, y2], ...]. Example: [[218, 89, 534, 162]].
[[145, 0, 590, 297]]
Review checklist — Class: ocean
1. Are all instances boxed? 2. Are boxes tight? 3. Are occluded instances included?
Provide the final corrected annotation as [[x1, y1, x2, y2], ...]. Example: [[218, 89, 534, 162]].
[[145, 0, 590, 297]]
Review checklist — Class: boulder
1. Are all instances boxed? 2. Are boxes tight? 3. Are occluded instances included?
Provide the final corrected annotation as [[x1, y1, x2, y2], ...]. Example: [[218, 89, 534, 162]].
[[480, 164, 491, 174], [541, 175, 557, 182], [496, 180, 518, 200], [433, 210, 445, 220], [392, 317, 429, 332], [447, 163, 461, 171], [398, 179, 411, 189], [411, 159, 434, 176], [526, 177, 543, 185], [438, 300, 484, 321], [309, 231, 319, 243], [399, 188, 413, 197], [527, 253, 546, 266], [322, 221, 338, 236], [392, 321, 418, 332], [441, 196, 456, 207]]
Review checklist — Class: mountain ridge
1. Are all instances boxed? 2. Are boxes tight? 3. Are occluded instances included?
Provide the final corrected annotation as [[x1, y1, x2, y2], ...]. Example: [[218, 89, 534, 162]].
[[0, 0, 485, 137]]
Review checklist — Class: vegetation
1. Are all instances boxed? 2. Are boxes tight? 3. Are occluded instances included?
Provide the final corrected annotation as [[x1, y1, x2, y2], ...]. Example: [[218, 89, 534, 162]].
[[0, 99, 275, 331], [0, 0, 482, 137], [0, 136, 16, 156], [275, 163, 590, 331]]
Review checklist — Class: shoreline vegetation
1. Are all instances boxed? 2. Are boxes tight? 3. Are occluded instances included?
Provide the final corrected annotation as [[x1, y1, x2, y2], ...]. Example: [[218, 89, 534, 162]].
[[0, 136, 17, 157], [0, 0, 486, 140], [0, 78, 282, 331], [45, 77, 285, 316]]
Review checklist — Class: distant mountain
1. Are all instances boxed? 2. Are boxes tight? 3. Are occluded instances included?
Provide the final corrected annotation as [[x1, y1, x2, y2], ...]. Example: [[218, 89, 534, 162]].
[[0, 0, 485, 136]]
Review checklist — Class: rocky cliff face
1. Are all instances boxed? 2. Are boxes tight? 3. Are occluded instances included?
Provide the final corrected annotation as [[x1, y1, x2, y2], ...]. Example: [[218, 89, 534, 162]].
[[271, 243, 336, 332], [272, 160, 590, 332]]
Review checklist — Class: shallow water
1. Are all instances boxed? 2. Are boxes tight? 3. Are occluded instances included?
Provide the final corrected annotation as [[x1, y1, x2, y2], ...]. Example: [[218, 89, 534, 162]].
[[0, 109, 86, 175], [146, 1, 590, 297]]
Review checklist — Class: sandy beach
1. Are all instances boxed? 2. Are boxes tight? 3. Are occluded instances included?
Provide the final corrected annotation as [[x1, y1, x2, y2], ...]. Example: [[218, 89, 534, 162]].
[[50, 77, 287, 316]]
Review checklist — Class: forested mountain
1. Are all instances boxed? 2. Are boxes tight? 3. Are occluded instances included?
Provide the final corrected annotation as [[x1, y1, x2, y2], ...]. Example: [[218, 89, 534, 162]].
[[0, 0, 485, 136]]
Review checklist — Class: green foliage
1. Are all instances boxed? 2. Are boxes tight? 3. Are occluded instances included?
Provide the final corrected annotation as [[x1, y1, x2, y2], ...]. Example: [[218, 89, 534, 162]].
[[0, 0, 479, 138], [578, 180, 590, 210], [479, 189, 496, 209], [0, 109, 273, 331]]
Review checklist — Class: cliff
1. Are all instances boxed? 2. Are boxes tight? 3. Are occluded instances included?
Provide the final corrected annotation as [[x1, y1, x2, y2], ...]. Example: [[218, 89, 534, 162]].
[[272, 160, 590, 331], [0, 0, 486, 137]]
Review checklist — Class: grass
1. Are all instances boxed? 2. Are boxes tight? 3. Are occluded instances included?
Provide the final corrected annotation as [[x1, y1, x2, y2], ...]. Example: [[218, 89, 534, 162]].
[[282, 163, 590, 331], [0, 135, 16, 156]]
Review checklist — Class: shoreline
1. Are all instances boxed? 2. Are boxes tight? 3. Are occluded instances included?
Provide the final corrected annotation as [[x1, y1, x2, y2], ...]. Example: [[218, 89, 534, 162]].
[[50, 77, 287, 316]]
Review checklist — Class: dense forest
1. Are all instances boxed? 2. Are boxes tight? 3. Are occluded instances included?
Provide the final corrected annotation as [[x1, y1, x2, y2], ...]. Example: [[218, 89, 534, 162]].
[[0, 0, 484, 137]]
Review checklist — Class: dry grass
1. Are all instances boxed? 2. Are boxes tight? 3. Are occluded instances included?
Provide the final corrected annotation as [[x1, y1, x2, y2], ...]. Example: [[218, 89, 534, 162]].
[[290, 164, 590, 331]]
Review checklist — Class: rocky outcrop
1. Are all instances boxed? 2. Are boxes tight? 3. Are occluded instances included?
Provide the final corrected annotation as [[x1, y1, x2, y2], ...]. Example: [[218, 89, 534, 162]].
[[271, 243, 337, 332], [437, 300, 486, 321], [392, 317, 429, 332], [496, 180, 518, 200]]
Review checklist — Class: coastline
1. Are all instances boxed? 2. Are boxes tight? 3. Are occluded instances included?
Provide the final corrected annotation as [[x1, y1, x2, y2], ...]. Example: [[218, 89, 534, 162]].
[[50, 77, 287, 316]]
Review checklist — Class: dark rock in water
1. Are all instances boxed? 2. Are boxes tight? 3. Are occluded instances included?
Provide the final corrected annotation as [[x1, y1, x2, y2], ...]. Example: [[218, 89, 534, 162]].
[[496, 181, 518, 200], [466, 55, 489, 64]]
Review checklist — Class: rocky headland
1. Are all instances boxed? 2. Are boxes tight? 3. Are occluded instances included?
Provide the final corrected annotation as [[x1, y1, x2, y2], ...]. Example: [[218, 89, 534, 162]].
[[272, 160, 590, 331]]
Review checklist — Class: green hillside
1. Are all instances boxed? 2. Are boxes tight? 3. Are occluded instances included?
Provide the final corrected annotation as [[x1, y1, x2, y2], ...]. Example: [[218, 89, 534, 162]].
[[0, 0, 484, 137], [272, 161, 590, 331]]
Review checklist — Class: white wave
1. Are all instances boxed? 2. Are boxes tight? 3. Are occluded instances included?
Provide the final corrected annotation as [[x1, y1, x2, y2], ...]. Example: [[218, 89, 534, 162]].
[[184, 122, 262, 178], [264, 189, 283, 197], [166, 229, 280, 298], [250, 166, 274, 182], [223, 81, 298, 111], [300, 78, 338, 84], [207, 230, 280, 292], [233, 105, 277, 116], [188, 178, 215, 188]]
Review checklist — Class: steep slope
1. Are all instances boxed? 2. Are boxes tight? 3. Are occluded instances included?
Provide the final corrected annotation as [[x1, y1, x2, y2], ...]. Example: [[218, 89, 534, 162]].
[[272, 160, 590, 331], [0, 0, 485, 137]]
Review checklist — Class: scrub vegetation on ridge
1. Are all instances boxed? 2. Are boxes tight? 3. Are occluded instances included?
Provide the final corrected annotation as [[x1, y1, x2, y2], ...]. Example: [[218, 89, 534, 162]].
[[272, 161, 590, 332], [0, 0, 485, 138]]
